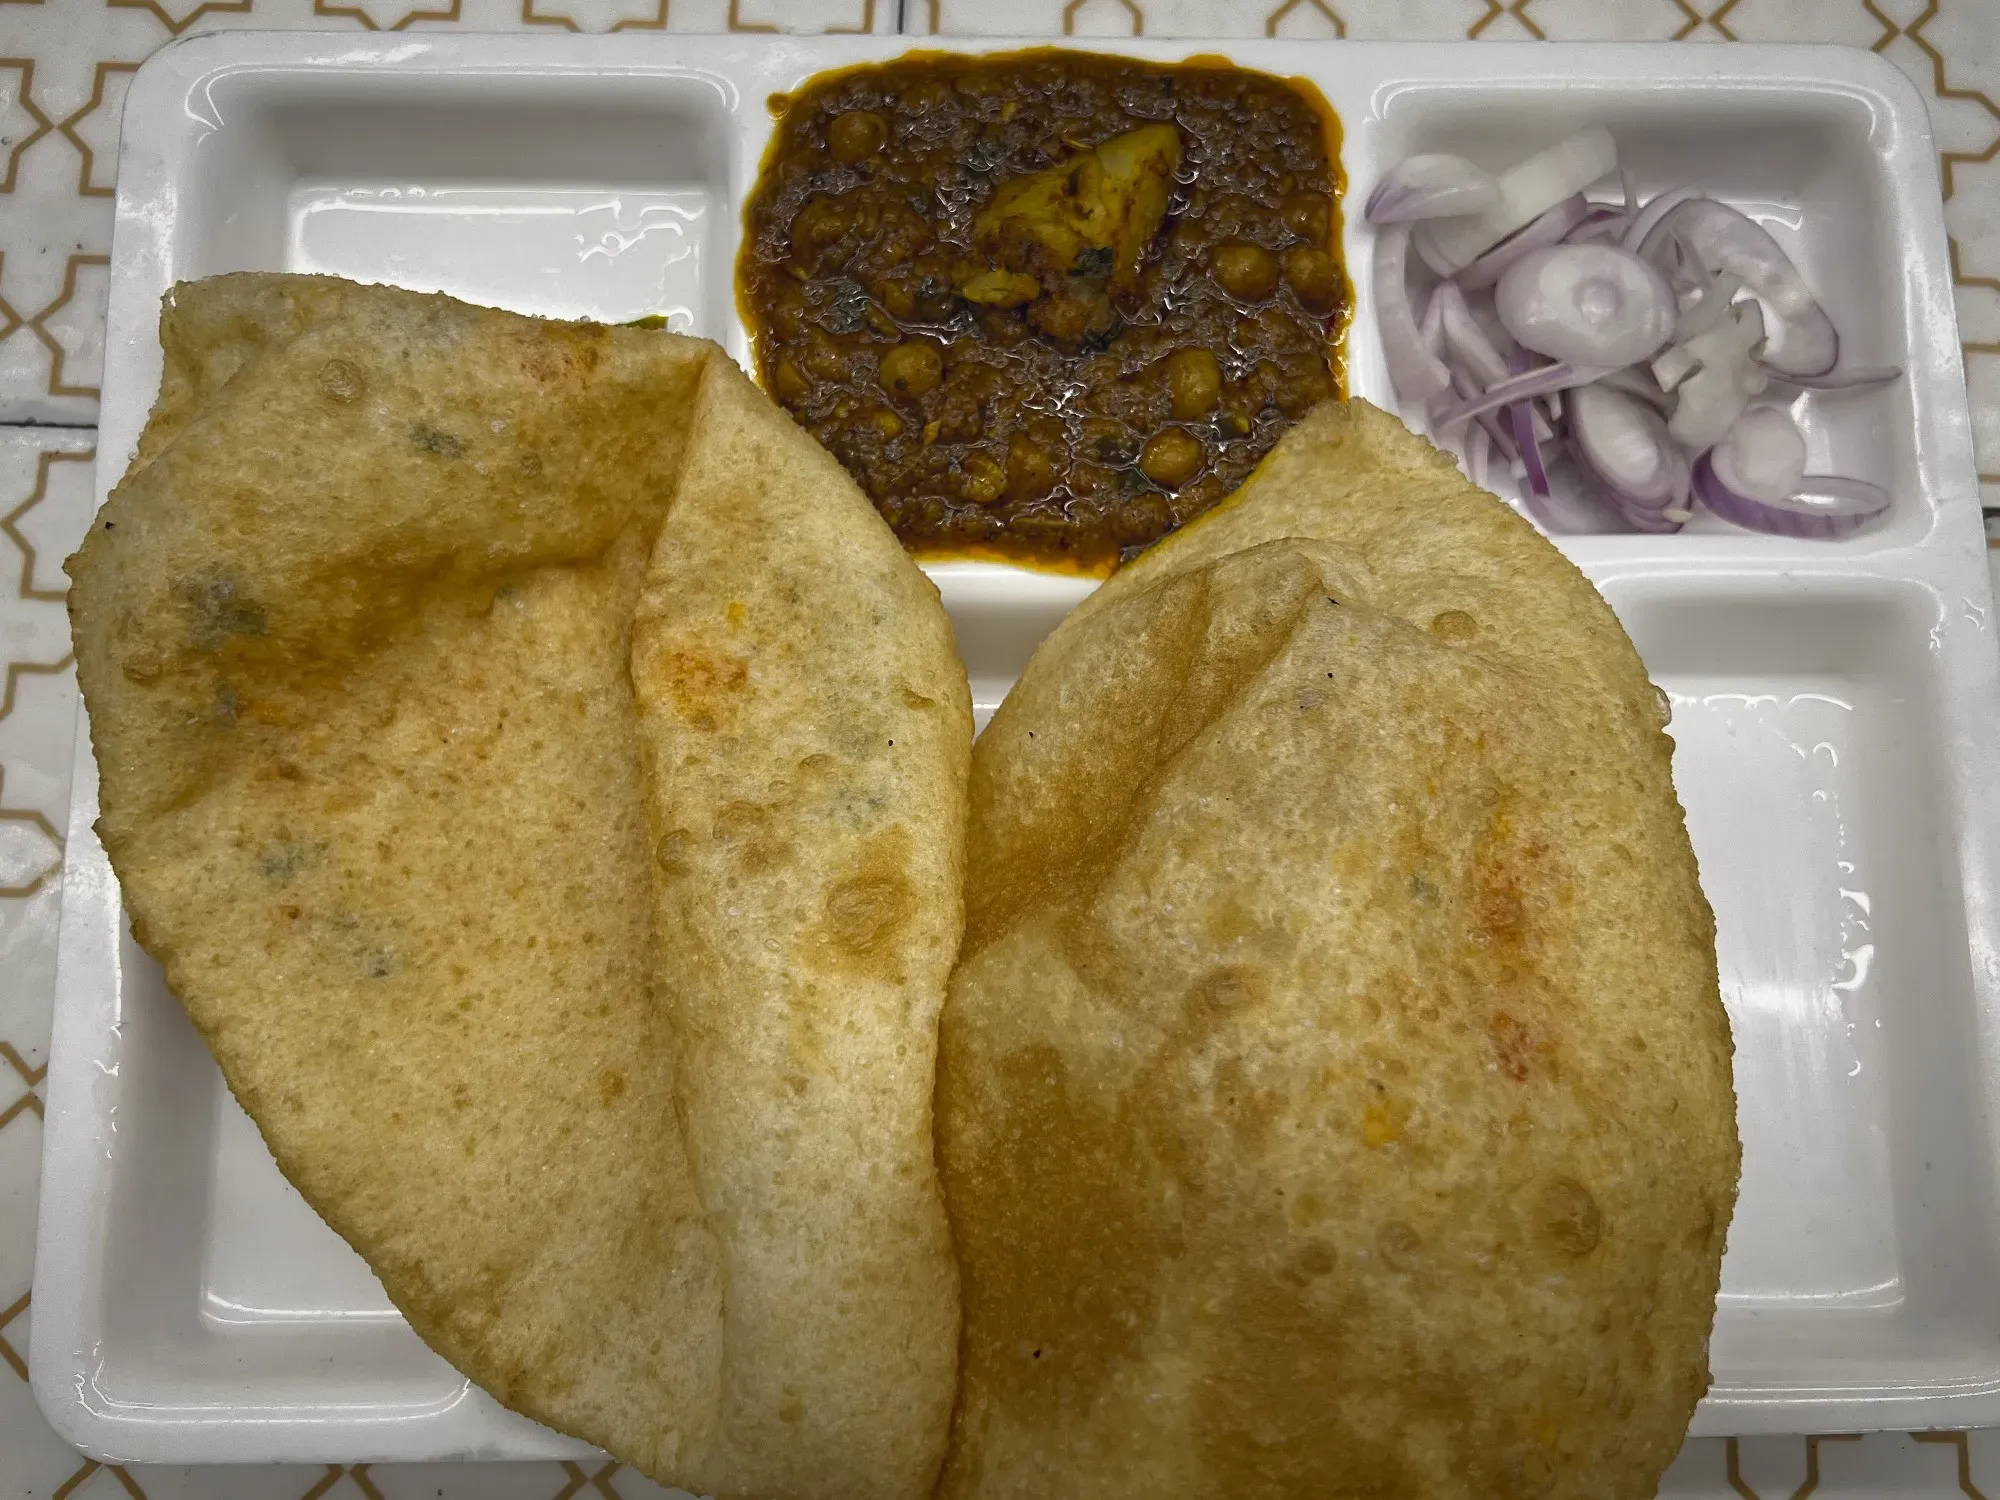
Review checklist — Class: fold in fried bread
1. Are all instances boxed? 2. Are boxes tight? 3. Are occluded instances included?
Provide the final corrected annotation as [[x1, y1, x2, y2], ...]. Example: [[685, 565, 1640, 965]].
[[936, 399, 1739, 1500], [67, 275, 967, 1500]]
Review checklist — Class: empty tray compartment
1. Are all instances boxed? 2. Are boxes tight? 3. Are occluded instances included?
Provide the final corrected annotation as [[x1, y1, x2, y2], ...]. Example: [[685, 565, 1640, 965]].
[[1610, 576, 2000, 1429], [180, 67, 740, 333]]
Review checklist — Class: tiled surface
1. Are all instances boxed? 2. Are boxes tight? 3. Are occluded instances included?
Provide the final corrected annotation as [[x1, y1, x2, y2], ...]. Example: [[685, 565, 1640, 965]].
[[1, 2, 1998, 1495]]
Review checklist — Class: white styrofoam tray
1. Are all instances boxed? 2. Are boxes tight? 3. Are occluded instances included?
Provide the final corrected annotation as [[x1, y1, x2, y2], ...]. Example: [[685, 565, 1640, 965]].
[[31, 29, 2000, 1467]]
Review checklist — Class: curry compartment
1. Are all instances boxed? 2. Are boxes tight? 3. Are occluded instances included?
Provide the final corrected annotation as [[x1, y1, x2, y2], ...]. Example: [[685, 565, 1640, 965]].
[[739, 51, 1349, 573]]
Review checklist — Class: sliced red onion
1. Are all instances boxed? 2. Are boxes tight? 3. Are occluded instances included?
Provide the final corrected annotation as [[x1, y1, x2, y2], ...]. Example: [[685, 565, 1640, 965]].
[[1622, 186, 1700, 255], [1464, 420, 1493, 489], [1614, 500, 1688, 534], [1598, 364, 1674, 410], [1665, 301, 1769, 449], [1709, 405, 1807, 502], [1765, 316, 1839, 382], [1666, 443, 1695, 521], [1495, 243, 1677, 368], [1670, 365, 1762, 449], [1442, 365, 1525, 461], [1663, 226, 1707, 297], [1766, 363, 1903, 393], [1522, 470, 1626, 534], [1518, 475, 1613, 534], [1481, 408, 1524, 463], [1565, 206, 1631, 244], [1505, 343, 1555, 442], [1652, 198, 1838, 377], [1365, 153, 1503, 223], [1677, 270, 1745, 342], [1569, 382, 1687, 510], [1669, 234, 1742, 337], [1693, 454, 1889, 538], [1374, 223, 1452, 403], [1454, 195, 1591, 292], [1466, 294, 1513, 354], [1509, 397, 1551, 498], [1574, 442, 1688, 532], [1653, 342, 1698, 392], [1418, 285, 1447, 361], [1411, 223, 1463, 280], [1431, 368, 1475, 437], [1367, 142, 1907, 544], [1437, 366, 1540, 456], [1436, 280, 1511, 388], [1416, 127, 1618, 274], [1431, 360, 1612, 429]]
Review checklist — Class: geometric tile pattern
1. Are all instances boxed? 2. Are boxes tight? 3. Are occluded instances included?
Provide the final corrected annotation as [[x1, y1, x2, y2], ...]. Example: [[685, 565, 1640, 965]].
[[1, 2, 1998, 1496]]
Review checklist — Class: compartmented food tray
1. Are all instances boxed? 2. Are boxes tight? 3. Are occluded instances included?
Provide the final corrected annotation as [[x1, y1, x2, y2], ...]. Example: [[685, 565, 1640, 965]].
[[31, 30, 2000, 1465]]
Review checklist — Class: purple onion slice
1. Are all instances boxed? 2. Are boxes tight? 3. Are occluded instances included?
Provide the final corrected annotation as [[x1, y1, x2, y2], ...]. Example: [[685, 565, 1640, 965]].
[[1692, 454, 1889, 539]]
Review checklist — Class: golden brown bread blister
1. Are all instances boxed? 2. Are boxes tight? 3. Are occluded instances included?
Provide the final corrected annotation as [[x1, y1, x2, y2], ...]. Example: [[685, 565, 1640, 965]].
[[629, 356, 969, 1500], [938, 399, 1739, 1500], [67, 274, 966, 1500]]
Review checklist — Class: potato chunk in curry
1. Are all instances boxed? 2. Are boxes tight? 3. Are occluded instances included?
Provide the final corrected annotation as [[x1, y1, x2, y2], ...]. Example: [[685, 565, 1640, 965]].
[[966, 123, 1182, 299]]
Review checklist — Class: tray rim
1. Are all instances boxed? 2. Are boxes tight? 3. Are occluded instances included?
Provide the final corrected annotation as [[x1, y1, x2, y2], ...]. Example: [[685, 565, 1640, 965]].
[[32, 26, 2000, 1463]]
